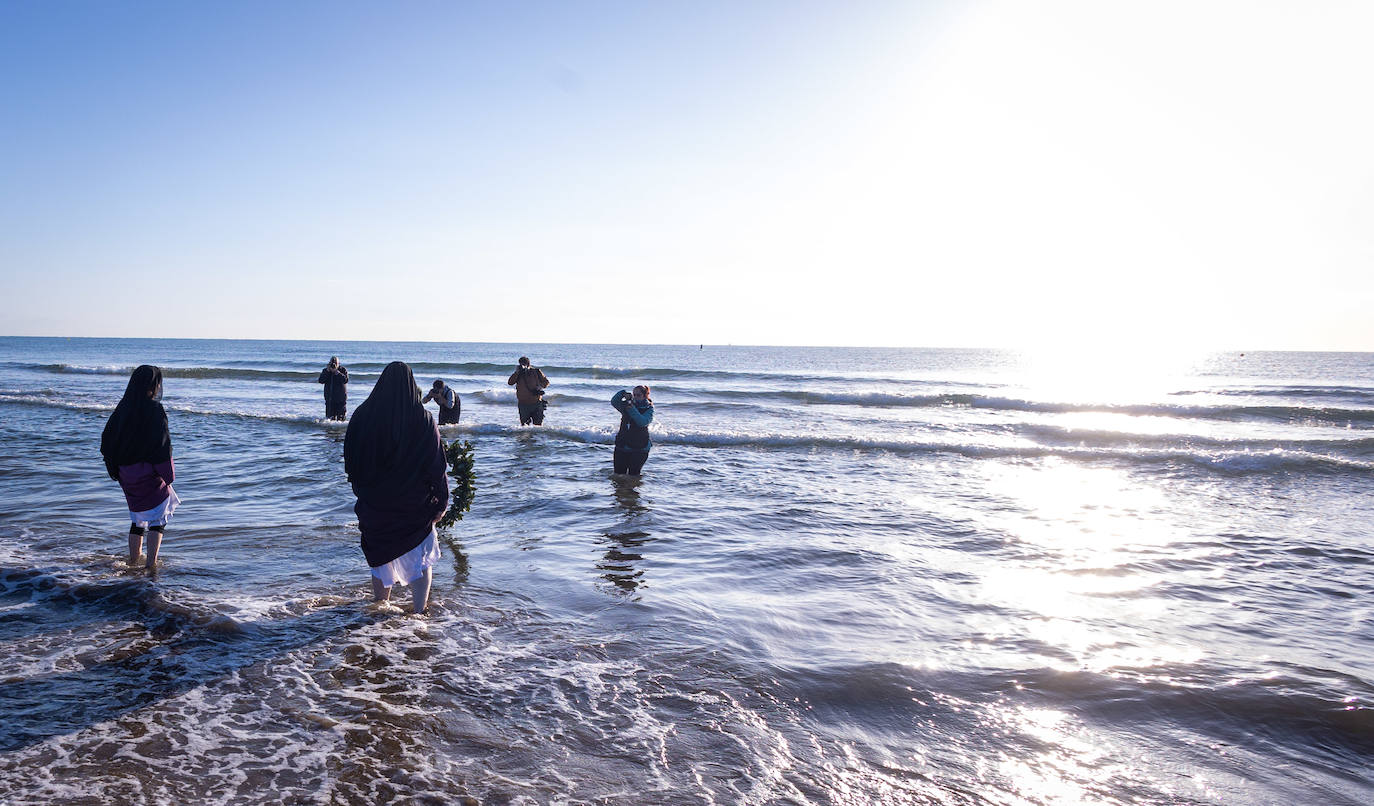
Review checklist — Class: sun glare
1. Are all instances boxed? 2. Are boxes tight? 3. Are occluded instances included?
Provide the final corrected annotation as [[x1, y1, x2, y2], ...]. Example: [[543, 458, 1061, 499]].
[[1012, 340, 1207, 403]]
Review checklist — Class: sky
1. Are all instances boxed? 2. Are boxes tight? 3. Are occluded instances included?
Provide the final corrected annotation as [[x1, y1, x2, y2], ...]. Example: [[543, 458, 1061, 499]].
[[2, 0, 1371, 351]]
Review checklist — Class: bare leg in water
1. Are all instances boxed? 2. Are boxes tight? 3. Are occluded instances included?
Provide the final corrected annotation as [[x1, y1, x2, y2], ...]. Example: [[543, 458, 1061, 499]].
[[145, 528, 163, 569], [369, 568, 433, 614], [128, 528, 143, 565], [410, 566, 433, 614], [368, 565, 434, 615]]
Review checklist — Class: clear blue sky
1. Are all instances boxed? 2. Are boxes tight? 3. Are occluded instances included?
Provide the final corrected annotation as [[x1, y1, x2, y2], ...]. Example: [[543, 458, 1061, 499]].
[[2, 0, 1371, 351]]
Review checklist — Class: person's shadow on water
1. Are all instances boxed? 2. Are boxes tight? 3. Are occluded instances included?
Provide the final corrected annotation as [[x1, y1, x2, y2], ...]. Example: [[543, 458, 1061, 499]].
[[598, 475, 652, 597], [435, 530, 470, 585], [598, 528, 651, 596], [611, 473, 647, 516]]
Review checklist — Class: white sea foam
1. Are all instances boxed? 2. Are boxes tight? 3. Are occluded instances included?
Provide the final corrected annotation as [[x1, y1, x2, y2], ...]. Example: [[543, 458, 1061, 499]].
[[5, 387, 1366, 474], [0, 392, 115, 413], [470, 387, 517, 403]]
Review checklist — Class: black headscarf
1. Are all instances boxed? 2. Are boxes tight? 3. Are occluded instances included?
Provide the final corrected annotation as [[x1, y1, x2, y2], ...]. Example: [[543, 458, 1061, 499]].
[[344, 361, 436, 491], [100, 365, 171, 479]]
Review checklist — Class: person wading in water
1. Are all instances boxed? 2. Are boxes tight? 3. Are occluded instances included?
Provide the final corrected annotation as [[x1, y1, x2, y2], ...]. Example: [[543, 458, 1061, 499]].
[[611, 385, 654, 476], [318, 356, 350, 421], [101, 365, 181, 569], [422, 379, 461, 425], [507, 356, 549, 426], [344, 361, 449, 614]]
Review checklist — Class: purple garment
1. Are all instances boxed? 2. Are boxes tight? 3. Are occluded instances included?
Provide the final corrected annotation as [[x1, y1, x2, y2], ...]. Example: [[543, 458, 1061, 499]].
[[117, 459, 175, 513]]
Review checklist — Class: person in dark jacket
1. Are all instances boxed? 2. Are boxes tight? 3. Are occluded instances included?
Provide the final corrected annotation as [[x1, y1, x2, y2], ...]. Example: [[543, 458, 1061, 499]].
[[318, 356, 349, 421], [611, 385, 654, 476], [422, 379, 461, 425], [100, 365, 180, 568], [507, 356, 549, 426], [344, 361, 449, 613]]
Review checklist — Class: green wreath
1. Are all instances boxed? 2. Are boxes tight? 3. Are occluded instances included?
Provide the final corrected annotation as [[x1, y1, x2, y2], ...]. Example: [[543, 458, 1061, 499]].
[[437, 439, 475, 529]]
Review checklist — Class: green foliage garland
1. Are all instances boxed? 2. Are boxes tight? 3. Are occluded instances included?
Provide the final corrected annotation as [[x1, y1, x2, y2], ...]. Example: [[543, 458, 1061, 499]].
[[438, 439, 475, 529]]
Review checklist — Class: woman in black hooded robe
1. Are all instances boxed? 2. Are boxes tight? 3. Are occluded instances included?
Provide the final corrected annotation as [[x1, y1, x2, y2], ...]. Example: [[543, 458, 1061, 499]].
[[100, 365, 180, 568], [344, 361, 449, 613]]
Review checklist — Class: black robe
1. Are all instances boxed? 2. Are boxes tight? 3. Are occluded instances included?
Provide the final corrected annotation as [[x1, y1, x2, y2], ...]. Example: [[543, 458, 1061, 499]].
[[319, 365, 348, 401], [343, 362, 449, 567]]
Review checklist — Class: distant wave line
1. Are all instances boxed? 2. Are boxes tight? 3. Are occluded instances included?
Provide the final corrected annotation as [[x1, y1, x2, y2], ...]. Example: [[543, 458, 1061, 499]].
[[1173, 384, 1374, 401], [3, 394, 1371, 473], [23, 364, 332, 381], [656, 389, 1374, 426], [1019, 424, 1374, 455], [415, 386, 1374, 423], [455, 423, 1374, 474], [6, 385, 1374, 428], [11, 360, 955, 386]]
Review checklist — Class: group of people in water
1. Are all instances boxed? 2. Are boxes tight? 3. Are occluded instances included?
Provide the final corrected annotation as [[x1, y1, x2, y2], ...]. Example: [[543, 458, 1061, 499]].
[[313, 355, 654, 474], [100, 356, 655, 613]]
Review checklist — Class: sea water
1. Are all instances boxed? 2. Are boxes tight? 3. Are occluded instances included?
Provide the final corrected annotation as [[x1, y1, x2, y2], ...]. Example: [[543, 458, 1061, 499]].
[[0, 337, 1370, 805]]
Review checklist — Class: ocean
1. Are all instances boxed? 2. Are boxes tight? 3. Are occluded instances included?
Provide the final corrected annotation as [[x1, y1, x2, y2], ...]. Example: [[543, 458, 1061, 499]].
[[0, 336, 1370, 805]]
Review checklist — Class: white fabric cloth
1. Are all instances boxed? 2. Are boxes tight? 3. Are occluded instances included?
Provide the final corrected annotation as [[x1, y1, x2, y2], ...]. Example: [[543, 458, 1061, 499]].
[[370, 529, 440, 587], [130, 487, 180, 528]]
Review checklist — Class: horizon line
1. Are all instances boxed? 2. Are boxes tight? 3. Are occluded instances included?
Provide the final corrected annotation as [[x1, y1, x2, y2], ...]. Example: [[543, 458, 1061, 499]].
[[2, 334, 1370, 355]]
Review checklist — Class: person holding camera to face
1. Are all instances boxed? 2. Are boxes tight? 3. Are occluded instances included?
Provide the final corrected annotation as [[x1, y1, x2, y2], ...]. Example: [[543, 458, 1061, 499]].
[[507, 356, 549, 426], [317, 356, 350, 421], [422, 379, 461, 425], [611, 385, 654, 476]]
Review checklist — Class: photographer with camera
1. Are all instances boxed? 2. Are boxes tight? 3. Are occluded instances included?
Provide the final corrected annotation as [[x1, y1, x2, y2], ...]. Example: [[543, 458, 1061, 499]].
[[611, 385, 654, 476], [317, 356, 350, 421], [507, 356, 549, 426], [422, 379, 461, 425]]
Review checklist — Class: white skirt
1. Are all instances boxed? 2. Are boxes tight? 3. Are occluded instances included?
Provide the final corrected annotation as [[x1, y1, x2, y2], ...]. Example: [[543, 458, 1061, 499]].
[[130, 487, 180, 529], [370, 529, 440, 587]]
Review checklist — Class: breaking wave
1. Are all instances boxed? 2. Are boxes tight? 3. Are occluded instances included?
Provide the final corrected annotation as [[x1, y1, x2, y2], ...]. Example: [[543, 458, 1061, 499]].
[[454, 423, 1374, 474], [14, 360, 937, 386]]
